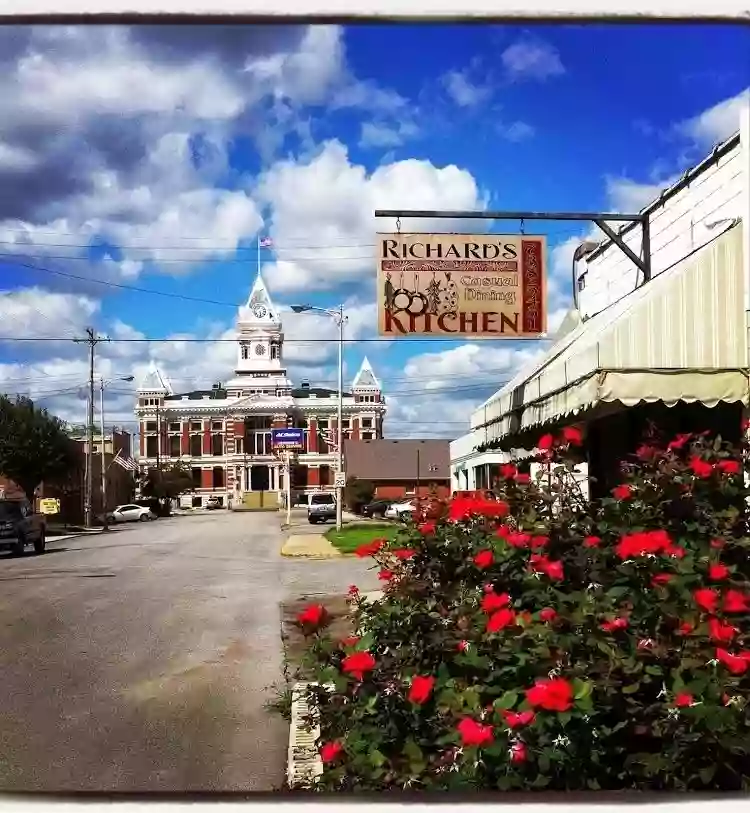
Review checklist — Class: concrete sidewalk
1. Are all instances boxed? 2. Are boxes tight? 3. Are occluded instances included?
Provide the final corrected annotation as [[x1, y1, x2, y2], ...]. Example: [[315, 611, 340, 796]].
[[280, 533, 341, 559]]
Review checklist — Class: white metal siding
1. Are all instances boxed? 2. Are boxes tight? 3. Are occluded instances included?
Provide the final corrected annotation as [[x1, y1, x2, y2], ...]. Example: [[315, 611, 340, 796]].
[[580, 143, 744, 318]]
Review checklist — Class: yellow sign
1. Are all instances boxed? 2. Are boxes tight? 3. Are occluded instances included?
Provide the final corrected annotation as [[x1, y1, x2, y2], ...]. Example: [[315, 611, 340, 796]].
[[39, 498, 60, 515], [377, 232, 547, 339]]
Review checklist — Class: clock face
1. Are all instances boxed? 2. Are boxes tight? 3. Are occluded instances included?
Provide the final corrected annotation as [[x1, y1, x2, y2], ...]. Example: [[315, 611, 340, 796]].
[[252, 304, 267, 319], [255, 344, 266, 356]]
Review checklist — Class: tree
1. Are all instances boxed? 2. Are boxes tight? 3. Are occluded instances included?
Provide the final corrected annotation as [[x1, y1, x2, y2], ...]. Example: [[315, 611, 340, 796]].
[[140, 462, 193, 508], [0, 395, 78, 500], [344, 476, 375, 512]]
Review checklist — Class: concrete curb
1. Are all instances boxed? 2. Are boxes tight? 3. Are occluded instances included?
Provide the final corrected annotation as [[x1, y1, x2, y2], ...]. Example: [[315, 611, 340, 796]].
[[280, 534, 342, 559]]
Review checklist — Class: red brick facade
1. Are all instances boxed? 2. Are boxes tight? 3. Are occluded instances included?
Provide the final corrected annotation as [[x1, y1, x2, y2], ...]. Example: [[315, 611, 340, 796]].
[[375, 483, 451, 500]]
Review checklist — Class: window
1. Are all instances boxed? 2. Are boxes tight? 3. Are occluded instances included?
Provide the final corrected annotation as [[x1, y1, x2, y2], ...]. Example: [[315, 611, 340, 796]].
[[342, 419, 351, 429], [190, 434, 202, 457], [241, 344, 249, 359], [213, 466, 225, 488], [191, 467, 202, 486], [317, 419, 329, 429], [212, 421, 222, 431], [362, 432, 374, 441], [361, 417, 372, 428], [211, 434, 224, 456], [246, 416, 272, 430], [92, 445, 99, 453], [310, 493, 334, 505], [145, 421, 157, 432], [319, 465, 331, 486], [169, 435, 181, 457], [577, 274, 587, 292], [146, 436, 158, 457], [190, 421, 202, 432], [236, 436, 244, 455], [271, 344, 279, 360], [169, 422, 180, 432]]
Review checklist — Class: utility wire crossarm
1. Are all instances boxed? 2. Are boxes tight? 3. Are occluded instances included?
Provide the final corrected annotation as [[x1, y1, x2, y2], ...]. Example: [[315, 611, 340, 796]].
[[374, 208, 652, 284]]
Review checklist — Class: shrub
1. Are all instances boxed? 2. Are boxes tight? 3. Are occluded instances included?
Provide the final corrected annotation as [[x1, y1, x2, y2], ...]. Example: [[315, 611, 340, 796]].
[[288, 427, 750, 792]]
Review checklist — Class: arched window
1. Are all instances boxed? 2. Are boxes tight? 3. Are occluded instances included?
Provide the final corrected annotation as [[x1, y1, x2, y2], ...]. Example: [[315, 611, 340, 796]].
[[241, 344, 248, 359]]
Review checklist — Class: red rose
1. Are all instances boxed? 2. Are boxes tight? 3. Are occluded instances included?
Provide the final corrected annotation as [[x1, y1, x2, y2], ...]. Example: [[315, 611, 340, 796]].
[[717, 459, 741, 475], [418, 522, 436, 536], [612, 484, 632, 500], [378, 569, 394, 581], [615, 529, 672, 558], [355, 538, 385, 558], [297, 603, 326, 627], [601, 617, 628, 632], [717, 648, 750, 675], [392, 548, 417, 560], [499, 463, 517, 479], [636, 444, 657, 460], [674, 692, 694, 708], [340, 636, 360, 648], [667, 545, 687, 559], [690, 456, 713, 478], [540, 607, 557, 623], [583, 535, 601, 548], [708, 563, 730, 580], [562, 426, 583, 445], [711, 538, 726, 550], [668, 433, 692, 451], [457, 717, 494, 748], [502, 710, 535, 728], [515, 473, 531, 485], [538, 433, 555, 451], [709, 617, 738, 643], [530, 535, 549, 549], [408, 675, 435, 705], [481, 591, 511, 613], [347, 584, 359, 596], [457, 640, 470, 652], [723, 589, 750, 613], [341, 651, 376, 680], [529, 554, 563, 580], [320, 741, 344, 763], [507, 531, 532, 548], [651, 573, 673, 587], [526, 677, 574, 712], [693, 587, 719, 613], [486, 608, 516, 633], [510, 742, 528, 763], [473, 549, 494, 569]]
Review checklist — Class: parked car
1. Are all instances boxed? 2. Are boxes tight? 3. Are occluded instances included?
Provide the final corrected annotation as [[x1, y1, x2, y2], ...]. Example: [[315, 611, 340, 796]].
[[107, 504, 157, 523], [361, 499, 391, 519], [205, 496, 224, 510], [385, 500, 417, 522], [0, 499, 46, 556], [308, 492, 337, 524]]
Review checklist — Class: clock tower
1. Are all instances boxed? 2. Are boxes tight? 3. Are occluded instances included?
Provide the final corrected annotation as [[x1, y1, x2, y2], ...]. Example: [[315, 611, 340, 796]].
[[228, 271, 292, 393]]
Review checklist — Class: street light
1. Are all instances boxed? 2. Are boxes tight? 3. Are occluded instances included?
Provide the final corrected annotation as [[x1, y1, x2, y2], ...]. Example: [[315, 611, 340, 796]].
[[290, 303, 347, 531], [100, 375, 135, 531]]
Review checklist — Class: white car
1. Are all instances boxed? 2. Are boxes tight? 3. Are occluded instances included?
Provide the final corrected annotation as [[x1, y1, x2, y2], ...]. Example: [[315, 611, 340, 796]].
[[385, 500, 417, 521], [108, 504, 157, 523]]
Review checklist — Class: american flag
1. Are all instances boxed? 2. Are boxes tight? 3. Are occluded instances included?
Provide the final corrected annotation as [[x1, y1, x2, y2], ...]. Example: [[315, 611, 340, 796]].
[[113, 450, 138, 472], [259, 236, 273, 248]]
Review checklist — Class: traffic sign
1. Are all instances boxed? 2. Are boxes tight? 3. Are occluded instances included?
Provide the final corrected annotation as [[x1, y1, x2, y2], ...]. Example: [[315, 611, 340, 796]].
[[39, 498, 60, 515], [334, 473, 346, 489]]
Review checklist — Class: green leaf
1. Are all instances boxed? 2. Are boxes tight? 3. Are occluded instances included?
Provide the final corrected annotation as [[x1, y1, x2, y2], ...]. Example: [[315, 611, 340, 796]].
[[403, 739, 423, 762], [645, 666, 662, 676], [573, 679, 592, 699], [495, 690, 519, 710], [369, 749, 386, 767], [622, 683, 640, 694]]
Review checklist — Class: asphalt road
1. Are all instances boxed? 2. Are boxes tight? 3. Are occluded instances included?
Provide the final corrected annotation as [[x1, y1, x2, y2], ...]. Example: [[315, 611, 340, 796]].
[[0, 511, 377, 792]]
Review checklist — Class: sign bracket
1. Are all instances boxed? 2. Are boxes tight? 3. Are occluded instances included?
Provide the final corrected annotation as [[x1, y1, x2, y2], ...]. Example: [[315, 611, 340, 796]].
[[374, 209, 651, 283]]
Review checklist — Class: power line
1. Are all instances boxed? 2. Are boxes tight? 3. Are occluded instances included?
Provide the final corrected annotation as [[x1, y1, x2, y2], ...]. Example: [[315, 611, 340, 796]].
[[0, 335, 553, 344]]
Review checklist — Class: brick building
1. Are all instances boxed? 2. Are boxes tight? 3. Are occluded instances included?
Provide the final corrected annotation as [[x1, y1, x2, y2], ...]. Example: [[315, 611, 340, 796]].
[[134, 272, 387, 508], [343, 438, 451, 501]]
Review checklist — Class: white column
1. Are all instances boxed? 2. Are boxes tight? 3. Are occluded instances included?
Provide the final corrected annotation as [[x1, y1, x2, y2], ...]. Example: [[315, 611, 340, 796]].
[[741, 97, 750, 313], [247, 466, 252, 492]]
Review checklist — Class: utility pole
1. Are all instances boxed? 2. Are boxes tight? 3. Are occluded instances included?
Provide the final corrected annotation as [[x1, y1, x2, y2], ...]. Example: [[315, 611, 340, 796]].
[[416, 447, 420, 500], [73, 328, 108, 528]]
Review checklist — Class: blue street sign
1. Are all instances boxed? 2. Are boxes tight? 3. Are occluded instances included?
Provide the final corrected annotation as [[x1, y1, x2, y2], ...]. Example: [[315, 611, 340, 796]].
[[272, 428, 304, 449]]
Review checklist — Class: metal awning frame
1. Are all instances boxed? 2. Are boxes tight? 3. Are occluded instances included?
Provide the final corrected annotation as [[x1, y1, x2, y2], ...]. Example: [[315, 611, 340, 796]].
[[374, 208, 652, 283]]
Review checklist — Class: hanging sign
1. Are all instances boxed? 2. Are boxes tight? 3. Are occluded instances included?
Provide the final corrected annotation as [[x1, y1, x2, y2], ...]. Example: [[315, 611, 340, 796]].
[[39, 498, 60, 515], [272, 428, 304, 450], [377, 232, 547, 339]]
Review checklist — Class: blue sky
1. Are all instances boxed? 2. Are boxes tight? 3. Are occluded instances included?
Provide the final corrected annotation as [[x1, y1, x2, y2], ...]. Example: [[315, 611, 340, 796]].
[[0, 23, 747, 438]]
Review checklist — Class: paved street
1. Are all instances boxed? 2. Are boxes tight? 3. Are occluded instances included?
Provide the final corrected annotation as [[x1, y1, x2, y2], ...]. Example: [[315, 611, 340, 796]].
[[0, 511, 378, 792]]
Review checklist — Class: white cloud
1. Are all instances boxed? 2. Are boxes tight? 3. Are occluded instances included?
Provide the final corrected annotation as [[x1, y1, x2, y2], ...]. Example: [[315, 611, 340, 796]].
[[497, 120, 535, 142], [359, 120, 419, 149], [676, 87, 749, 147], [256, 140, 486, 292], [501, 37, 565, 82], [442, 70, 492, 108], [0, 287, 100, 339], [604, 174, 680, 214]]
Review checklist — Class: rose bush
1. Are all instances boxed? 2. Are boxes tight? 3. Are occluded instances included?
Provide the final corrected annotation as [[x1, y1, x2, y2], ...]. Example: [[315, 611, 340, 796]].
[[289, 428, 750, 791]]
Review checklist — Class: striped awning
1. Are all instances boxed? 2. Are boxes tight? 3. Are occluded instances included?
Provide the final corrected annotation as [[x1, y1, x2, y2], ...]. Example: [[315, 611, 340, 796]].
[[474, 222, 748, 442]]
